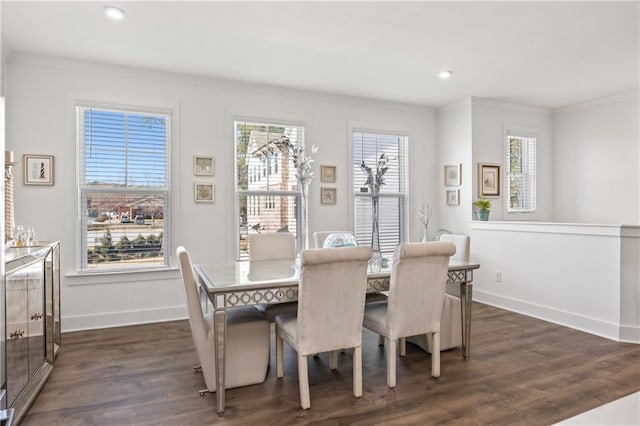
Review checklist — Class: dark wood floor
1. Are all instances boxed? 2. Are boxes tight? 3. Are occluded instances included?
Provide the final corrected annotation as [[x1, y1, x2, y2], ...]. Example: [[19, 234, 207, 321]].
[[21, 303, 640, 425]]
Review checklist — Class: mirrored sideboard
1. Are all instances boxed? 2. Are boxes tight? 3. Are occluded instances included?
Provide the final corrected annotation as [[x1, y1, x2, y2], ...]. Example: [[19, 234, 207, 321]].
[[4, 241, 60, 425]]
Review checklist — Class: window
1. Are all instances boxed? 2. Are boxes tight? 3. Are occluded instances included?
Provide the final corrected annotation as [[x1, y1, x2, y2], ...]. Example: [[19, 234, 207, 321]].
[[507, 132, 536, 212], [77, 106, 170, 271], [235, 120, 304, 259], [353, 130, 408, 256]]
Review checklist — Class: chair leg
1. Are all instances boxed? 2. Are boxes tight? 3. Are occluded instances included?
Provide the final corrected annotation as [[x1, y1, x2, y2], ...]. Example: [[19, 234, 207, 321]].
[[276, 331, 284, 378], [386, 337, 397, 388], [431, 332, 440, 378], [330, 351, 338, 370], [298, 353, 311, 410], [378, 335, 384, 346], [353, 346, 363, 398], [399, 337, 406, 356]]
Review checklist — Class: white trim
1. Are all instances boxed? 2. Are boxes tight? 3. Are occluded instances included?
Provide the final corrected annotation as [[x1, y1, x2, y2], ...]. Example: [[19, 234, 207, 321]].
[[473, 290, 634, 343], [553, 88, 639, 114], [62, 305, 187, 332], [471, 220, 636, 237]]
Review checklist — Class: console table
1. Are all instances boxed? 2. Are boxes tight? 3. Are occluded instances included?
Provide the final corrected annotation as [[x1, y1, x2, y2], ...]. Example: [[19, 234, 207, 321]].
[[2, 241, 60, 425]]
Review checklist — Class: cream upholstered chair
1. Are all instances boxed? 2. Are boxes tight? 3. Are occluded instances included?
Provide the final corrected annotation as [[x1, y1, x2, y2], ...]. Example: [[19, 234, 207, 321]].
[[250, 232, 298, 322], [314, 230, 386, 303], [275, 246, 372, 410], [407, 234, 468, 353], [177, 246, 270, 394], [363, 241, 455, 388], [439, 234, 470, 262], [249, 232, 297, 261]]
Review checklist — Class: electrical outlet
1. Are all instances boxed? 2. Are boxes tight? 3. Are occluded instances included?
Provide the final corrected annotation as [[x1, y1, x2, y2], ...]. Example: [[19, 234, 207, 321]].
[[495, 271, 502, 282]]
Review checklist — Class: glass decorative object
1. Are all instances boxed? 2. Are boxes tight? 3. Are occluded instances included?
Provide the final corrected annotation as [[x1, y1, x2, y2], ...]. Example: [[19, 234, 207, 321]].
[[360, 153, 389, 271], [323, 232, 358, 248], [299, 180, 310, 253]]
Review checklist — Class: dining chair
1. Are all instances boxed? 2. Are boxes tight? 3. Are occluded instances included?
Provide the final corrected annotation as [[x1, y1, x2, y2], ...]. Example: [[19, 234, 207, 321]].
[[249, 232, 299, 322], [275, 246, 372, 409], [363, 241, 455, 388], [176, 246, 270, 394], [314, 230, 387, 303], [407, 234, 469, 353]]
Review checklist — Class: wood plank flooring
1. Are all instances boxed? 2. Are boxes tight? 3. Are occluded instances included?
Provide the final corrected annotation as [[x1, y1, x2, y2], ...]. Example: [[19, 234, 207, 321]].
[[21, 303, 640, 425]]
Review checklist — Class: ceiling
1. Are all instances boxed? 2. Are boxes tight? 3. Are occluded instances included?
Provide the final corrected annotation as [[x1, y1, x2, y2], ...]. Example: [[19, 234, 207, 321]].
[[2, 1, 638, 109]]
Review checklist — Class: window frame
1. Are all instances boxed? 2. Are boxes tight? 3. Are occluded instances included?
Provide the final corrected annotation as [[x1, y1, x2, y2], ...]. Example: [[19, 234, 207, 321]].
[[350, 127, 409, 257], [233, 118, 306, 260], [76, 103, 172, 273], [504, 127, 537, 216]]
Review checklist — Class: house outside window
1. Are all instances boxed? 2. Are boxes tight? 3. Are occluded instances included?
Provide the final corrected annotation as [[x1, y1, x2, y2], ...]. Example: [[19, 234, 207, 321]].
[[352, 130, 408, 257], [77, 106, 170, 271], [507, 132, 536, 212], [235, 120, 304, 259]]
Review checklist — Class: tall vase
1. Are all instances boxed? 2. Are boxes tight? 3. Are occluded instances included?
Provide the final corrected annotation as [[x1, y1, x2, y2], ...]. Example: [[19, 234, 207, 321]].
[[370, 191, 382, 270], [298, 179, 310, 256], [422, 226, 430, 242]]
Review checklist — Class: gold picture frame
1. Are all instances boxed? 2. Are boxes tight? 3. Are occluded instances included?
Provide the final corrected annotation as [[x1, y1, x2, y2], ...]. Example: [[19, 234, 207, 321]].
[[193, 155, 215, 176], [320, 187, 336, 204], [194, 183, 215, 203], [478, 163, 501, 197], [320, 165, 337, 183]]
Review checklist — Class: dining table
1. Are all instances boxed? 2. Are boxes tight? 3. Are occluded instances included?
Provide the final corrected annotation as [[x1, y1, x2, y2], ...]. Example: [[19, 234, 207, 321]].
[[194, 258, 480, 414]]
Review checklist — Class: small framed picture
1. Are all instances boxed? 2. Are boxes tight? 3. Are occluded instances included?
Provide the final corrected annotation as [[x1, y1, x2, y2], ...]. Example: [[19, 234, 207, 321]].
[[479, 163, 501, 197], [193, 155, 215, 176], [320, 165, 337, 183], [320, 187, 336, 205], [24, 154, 54, 186], [446, 189, 460, 206], [194, 183, 215, 203], [444, 164, 461, 186]]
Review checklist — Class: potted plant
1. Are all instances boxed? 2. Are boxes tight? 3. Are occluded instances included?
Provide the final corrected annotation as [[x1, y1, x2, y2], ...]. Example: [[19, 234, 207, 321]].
[[473, 198, 491, 221]]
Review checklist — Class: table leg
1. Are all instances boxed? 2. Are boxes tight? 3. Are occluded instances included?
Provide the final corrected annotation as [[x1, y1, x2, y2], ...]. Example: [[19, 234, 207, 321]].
[[459, 281, 472, 359], [213, 308, 227, 413]]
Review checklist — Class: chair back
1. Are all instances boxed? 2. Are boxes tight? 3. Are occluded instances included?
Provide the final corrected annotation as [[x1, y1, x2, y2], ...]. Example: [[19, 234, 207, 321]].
[[176, 246, 209, 368], [249, 232, 296, 261], [439, 234, 470, 262], [296, 246, 371, 355], [313, 231, 353, 248], [387, 242, 456, 339]]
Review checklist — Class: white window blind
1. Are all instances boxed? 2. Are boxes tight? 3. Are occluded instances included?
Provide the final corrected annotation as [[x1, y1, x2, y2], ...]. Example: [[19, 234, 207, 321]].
[[77, 106, 170, 271], [507, 133, 536, 212], [353, 130, 407, 255], [235, 120, 304, 259]]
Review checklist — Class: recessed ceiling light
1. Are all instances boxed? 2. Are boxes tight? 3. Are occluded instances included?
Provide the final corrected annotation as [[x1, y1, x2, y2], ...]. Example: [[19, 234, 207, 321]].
[[438, 70, 453, 80], [104, 5, 125, 21]]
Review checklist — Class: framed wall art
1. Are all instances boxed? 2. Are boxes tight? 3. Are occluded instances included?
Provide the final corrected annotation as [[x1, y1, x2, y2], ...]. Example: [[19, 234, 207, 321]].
[[444, 164, 461, 186], [478, 163, 501, 197], [446, 189, 460, 206], [194, 183, 215, 203], [320, 165, 337, 183], [320, 187, 336, 205], [193, 155, 215, 176], [23, 154, 54, 186]]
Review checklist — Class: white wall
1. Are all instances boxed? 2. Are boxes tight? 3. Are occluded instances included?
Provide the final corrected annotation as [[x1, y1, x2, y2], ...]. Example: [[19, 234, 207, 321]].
[[471, 221, 640, 343], [471, 98, 553, 222], [436, 99, 473, 235], [5, 53, 437, 331], [552, 90, 640, 225]]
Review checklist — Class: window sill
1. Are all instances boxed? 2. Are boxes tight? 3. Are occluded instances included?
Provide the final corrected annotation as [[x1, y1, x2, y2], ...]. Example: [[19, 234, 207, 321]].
[[65, 266, 180, 286]]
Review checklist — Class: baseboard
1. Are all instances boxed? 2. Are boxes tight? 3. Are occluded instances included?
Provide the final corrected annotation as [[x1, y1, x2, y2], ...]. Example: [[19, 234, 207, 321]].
[[474, 290, 639, 344], [62, 305, 188, 332]]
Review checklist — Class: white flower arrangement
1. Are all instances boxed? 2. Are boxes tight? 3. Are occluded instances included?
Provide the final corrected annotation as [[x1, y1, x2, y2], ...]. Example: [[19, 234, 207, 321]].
[[360, 153, 389, 194], [274, 135, 318, 184]]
